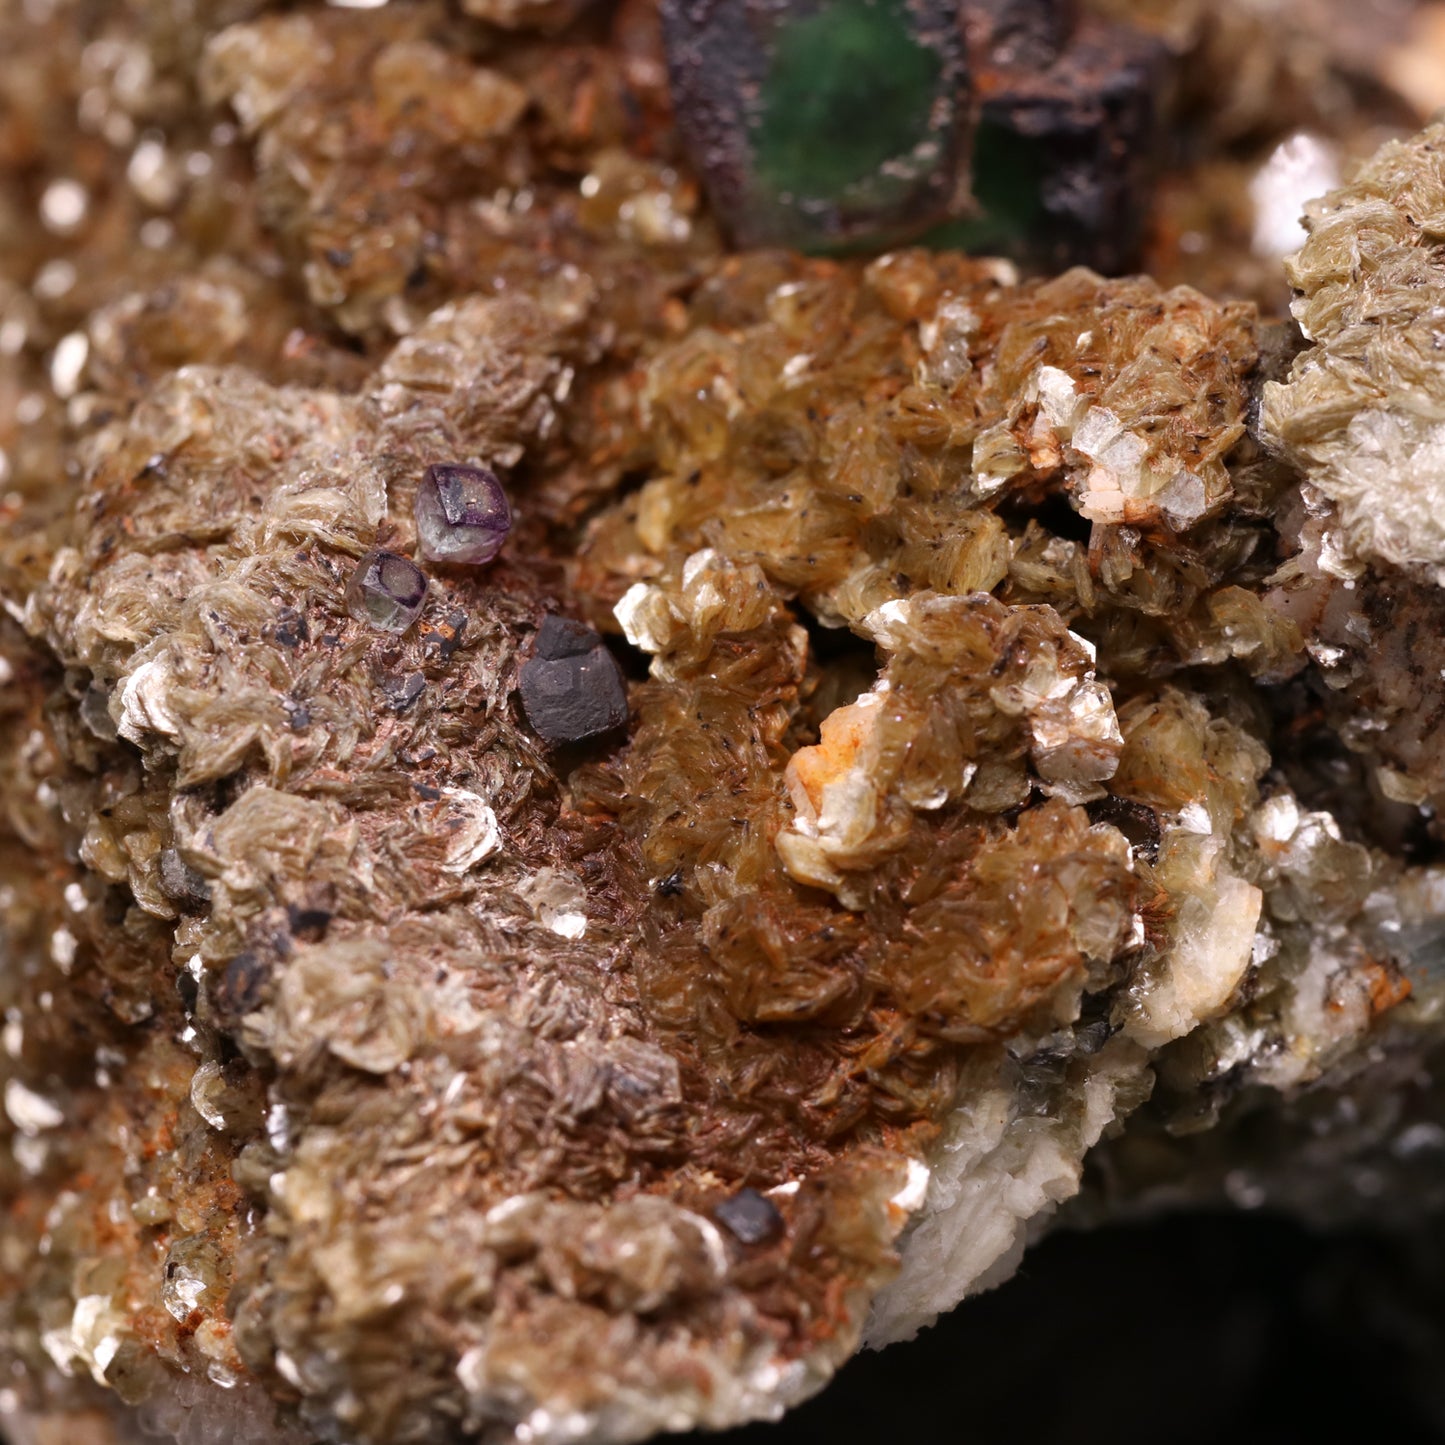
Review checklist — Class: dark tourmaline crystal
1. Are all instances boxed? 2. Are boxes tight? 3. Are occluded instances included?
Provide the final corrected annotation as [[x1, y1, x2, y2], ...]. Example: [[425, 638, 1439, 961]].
[[414, 462, 512, 565], [518, 614, 629, 745], [345, 548, 428, 633]]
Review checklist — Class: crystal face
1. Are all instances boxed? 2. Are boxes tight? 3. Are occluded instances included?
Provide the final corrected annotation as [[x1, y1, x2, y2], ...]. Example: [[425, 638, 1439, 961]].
[[518, 613, 630, 744], [414, 462, 512, 565], [753, 0, 944, 204], [713, 1188, 785, 1245], [661, 0, 971, 251], [345, 549, 428, 632]]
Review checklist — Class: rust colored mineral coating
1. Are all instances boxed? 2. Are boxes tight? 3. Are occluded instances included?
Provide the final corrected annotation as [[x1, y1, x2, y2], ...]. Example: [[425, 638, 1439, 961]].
[[0, 3, 1443, 1445], [414, 462, 512, 565]]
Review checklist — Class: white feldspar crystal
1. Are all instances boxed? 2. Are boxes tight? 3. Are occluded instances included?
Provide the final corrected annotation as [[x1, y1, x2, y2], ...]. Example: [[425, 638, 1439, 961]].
[[1250, 937, 1378, 1091], [867, 1039, 1145, 1346], [40, 1294, 123, 1385], [915, 297, 978, 389], [188, 1062, 229, 1130], [4, 1078, 64, 1134], [1031, 364, 1085, 433], [437, 788, 500, 873], [614, 581, 674, 654], [518, 866, 588, 939], [1126, 840, 1262, 1050], [1249, 133, 1341, 259], [1029, 678, 1124, 801], [162, 1264, 211, 1323]]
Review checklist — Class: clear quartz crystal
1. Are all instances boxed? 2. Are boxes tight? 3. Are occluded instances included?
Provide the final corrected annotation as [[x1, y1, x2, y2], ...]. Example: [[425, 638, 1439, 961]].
[[414, 462, 511, 565], [345, 548, 428, 632]]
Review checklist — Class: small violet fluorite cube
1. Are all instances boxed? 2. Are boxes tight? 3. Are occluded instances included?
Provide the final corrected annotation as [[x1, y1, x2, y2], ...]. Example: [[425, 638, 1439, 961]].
[[414, 462, 512, 565]]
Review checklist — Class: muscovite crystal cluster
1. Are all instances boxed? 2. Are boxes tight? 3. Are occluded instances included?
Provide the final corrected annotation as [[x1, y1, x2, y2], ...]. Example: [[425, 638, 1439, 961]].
[[2, 1, 1445, 1443]]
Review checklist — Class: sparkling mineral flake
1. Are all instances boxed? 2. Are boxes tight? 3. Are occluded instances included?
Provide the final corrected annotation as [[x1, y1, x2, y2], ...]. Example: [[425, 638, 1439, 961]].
[[414, 462, 512, 565], [49, 332, 88, 398], [38, 178, 87, 233]]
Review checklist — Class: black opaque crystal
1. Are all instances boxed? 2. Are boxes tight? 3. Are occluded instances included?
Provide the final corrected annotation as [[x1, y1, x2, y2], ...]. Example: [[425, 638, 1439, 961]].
[[518, 615, 629, 745], [713, 1188, 785, 1246]]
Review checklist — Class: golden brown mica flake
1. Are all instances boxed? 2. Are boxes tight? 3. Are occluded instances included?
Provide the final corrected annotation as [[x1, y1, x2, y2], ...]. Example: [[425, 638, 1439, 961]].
[[2, 1, 1445, 1443]]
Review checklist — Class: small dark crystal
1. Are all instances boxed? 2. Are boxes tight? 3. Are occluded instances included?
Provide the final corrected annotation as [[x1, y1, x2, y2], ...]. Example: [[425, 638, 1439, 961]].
[[713, 1188, 785, 1246], [174, 967, 199, 1016], [214, 951, 270, 1022], [286, 903, 333, 942], [383, 671, 426, 713], [273, 605, 308, 648], [420, 607, 468, 661], [533, 613, 604, 661], [518, 614, 629, 745], [414, 462, 512, 565], [345, 548, 428, 633], [158, 848, 211, 913]]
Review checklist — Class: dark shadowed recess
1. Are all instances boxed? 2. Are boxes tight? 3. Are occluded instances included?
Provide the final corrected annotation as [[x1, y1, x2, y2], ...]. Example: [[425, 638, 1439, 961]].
[[702, 1213, 1445, 1445], [2, 1215, 1439, 1444]]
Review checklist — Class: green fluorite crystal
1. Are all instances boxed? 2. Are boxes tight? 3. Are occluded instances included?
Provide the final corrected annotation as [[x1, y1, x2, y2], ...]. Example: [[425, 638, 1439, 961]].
[[753, 0, 945, 208], [662, 0, 971, 251]]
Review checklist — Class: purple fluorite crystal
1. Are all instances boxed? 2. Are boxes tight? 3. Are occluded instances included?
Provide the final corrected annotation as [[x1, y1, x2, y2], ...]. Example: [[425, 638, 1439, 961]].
[[414, 462, 512, 565], [345, 548, 428, 633]]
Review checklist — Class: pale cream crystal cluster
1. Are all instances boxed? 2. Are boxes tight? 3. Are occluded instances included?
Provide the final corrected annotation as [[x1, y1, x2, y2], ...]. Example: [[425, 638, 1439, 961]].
[[1263, 122, 1445, 574]]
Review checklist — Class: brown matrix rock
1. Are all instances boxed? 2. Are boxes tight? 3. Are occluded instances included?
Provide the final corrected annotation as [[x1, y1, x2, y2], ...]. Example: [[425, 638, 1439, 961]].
[[1, 3, 1444, 1444]]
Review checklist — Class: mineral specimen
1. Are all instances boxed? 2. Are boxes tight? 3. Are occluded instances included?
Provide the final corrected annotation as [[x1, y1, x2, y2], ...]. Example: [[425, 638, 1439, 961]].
[[518, 614, 630, 743], [664, 0, 1164, 268], [661, 0, 973, 251], [345, 549, 431, 633], [1, 2, 1445, 1444], [414, 463, 513, 566]]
